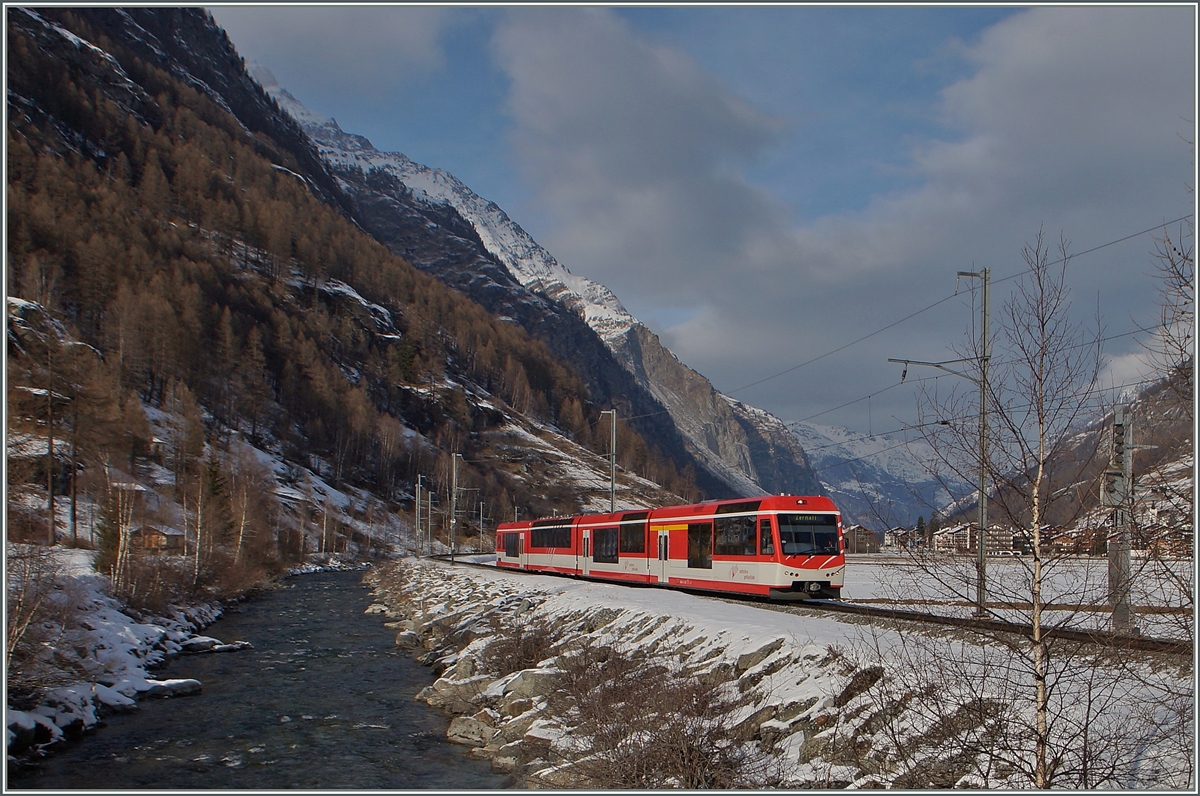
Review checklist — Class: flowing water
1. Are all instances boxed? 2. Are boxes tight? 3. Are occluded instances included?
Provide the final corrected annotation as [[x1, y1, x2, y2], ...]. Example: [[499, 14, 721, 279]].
[[9, 569, 510, 789]]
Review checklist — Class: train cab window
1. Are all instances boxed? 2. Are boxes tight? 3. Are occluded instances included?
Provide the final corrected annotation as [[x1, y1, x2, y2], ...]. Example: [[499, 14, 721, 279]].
[[777, 514, 840, 556], [593, 527, 619, 563], [759, 518, 775, 556]]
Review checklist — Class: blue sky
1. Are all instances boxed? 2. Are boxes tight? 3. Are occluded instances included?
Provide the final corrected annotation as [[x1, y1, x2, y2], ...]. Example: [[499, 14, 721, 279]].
[[210, 4, 1195, 437]]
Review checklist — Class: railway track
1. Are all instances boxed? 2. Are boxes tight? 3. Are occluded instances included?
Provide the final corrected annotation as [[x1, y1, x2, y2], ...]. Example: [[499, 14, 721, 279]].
[[428, 555, 1192, 656]]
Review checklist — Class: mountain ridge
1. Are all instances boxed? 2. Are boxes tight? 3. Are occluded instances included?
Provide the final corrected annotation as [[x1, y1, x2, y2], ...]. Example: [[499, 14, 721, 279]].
[[253, 66, 825, 502]]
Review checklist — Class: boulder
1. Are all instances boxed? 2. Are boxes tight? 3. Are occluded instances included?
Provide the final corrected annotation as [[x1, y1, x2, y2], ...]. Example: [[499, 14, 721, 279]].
[[418, 674, 492, 714], [179, 636, 220, 653], [141, 679, 202, 698], [494, 706, 545, 745], [394, 630, 420, 649], [503, 668, 559, 701], [736, 638, 785, 672], [447, 715, 496, 747]]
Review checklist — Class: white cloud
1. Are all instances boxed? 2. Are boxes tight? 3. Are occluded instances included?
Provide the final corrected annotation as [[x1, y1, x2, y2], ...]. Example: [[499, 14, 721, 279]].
[[492, 6, 1193, 429], [211, 6, 451, 100]]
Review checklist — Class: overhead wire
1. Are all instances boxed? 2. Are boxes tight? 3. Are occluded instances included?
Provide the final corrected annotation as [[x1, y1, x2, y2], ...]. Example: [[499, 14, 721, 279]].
[[727, 215, 1192, 400]]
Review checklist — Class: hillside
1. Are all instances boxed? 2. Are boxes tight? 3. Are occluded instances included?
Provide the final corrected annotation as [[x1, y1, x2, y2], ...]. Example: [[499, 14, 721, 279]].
[[5, 5, 692, 618]]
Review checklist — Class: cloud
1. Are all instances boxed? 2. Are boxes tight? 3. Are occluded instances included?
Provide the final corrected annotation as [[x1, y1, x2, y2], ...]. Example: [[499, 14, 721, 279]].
[[211, 6, 452, 101], [492, 6, 1192, 430], [493, 9, 795, 302]]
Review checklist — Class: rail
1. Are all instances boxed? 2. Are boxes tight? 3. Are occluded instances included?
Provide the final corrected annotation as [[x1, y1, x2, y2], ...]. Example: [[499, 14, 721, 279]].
[[424, 554, 1191, 656]]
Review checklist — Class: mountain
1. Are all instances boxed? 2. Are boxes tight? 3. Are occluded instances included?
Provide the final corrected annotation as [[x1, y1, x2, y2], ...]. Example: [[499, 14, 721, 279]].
[[253, 67, 824, 501], [5, 6, 692, 578], [788, 422, 966, 527]]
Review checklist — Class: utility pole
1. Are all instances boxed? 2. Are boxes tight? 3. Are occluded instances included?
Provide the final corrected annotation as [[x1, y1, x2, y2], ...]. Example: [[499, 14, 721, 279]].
[[889, 267, 991, 617], [1104, 406, 1132, 632], [415, 474, 424, 558], [426, 491, 434, 557], [450, 453, 461, 564], [600, 409, 616, 512], [479, 502, 485, 554]]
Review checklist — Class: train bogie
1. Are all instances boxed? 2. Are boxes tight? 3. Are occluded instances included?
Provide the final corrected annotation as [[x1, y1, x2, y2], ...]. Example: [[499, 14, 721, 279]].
[[495, 496, 845, 601]]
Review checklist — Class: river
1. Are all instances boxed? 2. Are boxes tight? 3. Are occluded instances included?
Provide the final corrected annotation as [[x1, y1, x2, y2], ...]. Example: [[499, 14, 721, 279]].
[[9, 569, 511, 789]]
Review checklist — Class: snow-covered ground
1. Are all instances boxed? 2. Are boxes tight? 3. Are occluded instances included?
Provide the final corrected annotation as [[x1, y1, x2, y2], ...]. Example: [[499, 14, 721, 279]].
[[372, 557, 1194, 789], [841, 553, 1193, 639]]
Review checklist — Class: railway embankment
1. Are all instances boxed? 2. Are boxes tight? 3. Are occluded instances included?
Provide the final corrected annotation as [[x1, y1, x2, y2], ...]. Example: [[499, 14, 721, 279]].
[[366, 557, 1193, 789], [365, 557, 886, 789]]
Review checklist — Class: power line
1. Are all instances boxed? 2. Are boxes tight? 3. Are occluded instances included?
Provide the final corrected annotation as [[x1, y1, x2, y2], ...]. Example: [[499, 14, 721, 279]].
[[727, 215, 1191, 397]]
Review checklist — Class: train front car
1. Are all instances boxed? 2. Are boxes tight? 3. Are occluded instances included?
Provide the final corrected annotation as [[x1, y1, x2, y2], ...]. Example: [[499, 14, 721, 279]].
[[762, 495, 845, 599], [647, 495, 844, 599]]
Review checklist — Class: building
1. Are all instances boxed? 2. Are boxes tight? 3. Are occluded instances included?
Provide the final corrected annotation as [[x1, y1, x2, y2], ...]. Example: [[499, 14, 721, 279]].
[[843, 524, 880, 553], [130, 526, 186, 554]]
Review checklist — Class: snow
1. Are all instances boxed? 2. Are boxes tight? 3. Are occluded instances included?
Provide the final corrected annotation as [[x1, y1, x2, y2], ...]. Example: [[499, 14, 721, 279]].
[[4, 546, 245, 759], [378, 556, 1192, 788]]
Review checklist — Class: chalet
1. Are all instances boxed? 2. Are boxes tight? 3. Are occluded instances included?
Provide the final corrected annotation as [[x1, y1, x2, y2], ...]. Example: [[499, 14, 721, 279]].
[[130, 526, 186, 554]]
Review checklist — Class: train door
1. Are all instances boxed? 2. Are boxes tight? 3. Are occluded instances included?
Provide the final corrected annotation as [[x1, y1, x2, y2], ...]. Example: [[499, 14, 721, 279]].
[[519, 533, 527, 569], [581, 528, 591, 576], [653, 530, 670, 583]]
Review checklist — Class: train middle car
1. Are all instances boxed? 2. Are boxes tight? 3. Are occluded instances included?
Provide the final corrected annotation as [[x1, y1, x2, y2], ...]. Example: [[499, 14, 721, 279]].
[[495, 495, 844, 599]]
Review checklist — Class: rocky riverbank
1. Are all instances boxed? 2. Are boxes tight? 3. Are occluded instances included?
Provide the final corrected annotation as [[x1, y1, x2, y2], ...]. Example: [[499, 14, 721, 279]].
[[364, 557, 877, 789]]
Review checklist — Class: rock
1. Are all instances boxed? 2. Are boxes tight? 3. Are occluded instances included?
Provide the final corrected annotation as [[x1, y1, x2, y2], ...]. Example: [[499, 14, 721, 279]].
[[736, 638, 786, 672], [447, 715, 496, 747], [503, 668, 559, 701], [93, 684, 138, 713], [494, 706, 545, 745], [364, 603, 391, 615], [419, 674, 493, 714], [210, 641, 253, 653], [141, 679, 202, 698], [732, 703, 778, 740], [394, 630, 420, 649], [179, 636, 220, 653]]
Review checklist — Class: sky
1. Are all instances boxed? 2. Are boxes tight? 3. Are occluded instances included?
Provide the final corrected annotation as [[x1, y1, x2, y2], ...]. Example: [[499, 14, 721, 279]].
[[209, 3, 1196, 439]]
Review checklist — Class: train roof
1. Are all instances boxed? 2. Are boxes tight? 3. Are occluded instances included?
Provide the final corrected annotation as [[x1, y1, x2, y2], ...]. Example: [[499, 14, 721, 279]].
[[497, 495, 839, 531]]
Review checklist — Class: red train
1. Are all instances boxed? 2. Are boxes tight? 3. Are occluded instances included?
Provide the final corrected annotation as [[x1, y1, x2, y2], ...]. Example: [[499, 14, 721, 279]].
[[495, 495, 844, 599]]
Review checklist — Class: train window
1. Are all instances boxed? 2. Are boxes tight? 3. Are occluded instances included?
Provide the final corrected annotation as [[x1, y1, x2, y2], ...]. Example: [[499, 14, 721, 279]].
[[759, 518, 774, 556], [502, 533, 519, 558], [687, 523, 713, 569], [593, 527, 619, 563], [619, 523, 646, 554], [714, 514, 756, 556], [777, 514, 840, 556], [530, 523, 572, 548]]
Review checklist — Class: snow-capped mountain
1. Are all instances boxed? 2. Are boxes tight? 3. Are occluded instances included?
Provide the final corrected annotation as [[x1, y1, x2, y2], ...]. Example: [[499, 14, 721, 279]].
[[254, 66, 823, 500], [788, 421, 966, 527]]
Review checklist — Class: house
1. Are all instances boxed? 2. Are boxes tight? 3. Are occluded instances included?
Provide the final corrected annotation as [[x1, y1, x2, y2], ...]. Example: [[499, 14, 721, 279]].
[[844, 524, 880, 553], [130, 526, 186, 554]]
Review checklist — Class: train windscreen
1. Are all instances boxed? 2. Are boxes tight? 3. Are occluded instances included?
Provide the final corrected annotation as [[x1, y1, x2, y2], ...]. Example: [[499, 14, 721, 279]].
[[777, 514, 839, 555]]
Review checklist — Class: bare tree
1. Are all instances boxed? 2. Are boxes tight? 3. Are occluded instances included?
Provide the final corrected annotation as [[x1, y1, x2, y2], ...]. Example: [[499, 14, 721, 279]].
[[892, 228, 1170, 787]]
